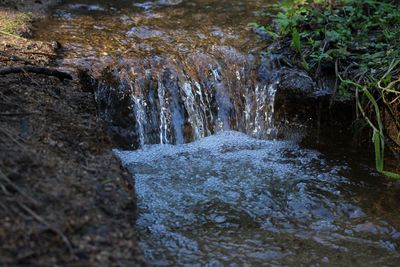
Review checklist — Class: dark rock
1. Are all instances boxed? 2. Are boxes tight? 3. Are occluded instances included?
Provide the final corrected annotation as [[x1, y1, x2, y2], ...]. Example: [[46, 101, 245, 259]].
[[277, 67, 317, 99], [95, 67, 140, 149], [273, 67, 354, 142], [78, 68, 96, 93], [274, 67, 321, 128]]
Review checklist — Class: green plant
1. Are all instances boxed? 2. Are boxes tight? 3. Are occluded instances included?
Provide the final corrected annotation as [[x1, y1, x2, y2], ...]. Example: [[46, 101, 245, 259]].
[[253, 0, 400, 178], [291, 27, 309, 70], [340, 75, 400, 179]]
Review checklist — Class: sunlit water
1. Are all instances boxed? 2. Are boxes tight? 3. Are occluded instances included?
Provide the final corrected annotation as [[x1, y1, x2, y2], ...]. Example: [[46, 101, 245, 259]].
[[35, 0, 280, 146], [34, 1, 400, 265], [35, 0, 268, 66], [116, 131, 400, 266]]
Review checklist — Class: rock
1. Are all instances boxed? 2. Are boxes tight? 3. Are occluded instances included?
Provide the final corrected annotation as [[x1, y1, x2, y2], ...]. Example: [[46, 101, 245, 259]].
[[277, 67, 317, 99], [273, 67, 354, 142], [77, 68, 96, 93], [95, 67, 141, 149], [273, 67, 323, 129]]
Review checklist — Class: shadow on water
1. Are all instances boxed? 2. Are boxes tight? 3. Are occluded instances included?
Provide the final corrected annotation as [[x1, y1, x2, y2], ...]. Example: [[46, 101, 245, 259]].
[[34, 0, 400, 265]]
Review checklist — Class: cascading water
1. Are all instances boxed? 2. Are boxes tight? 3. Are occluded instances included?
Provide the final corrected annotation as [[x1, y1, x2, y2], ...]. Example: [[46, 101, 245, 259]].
[[95, 49, 281, 148], [34, 0, 400, 265]]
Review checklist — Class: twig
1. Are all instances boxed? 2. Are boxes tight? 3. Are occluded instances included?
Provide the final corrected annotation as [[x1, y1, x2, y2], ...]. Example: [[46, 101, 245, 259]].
[[0, 51, 35, 65], [0, 66, 72, 80], [16, 51, 57, 57], [18, 202, 76, 259], [0, 181, 11, 195], [10, 203, 31, 220], [0, 128, 25, 149], [0, 29, 24, 39], [0, 170, 39, 206], [0, 170, 75, 258]]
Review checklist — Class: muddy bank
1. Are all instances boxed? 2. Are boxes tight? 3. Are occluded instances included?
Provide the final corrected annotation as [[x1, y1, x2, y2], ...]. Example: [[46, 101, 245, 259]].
[[0, 3, 145, 266]]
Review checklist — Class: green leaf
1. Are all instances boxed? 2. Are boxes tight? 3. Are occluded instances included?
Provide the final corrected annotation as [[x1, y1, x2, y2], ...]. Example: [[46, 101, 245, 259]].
[[292, 27, 301, 54], [326, 30, 341, 42], [247, 22, 259, 28]]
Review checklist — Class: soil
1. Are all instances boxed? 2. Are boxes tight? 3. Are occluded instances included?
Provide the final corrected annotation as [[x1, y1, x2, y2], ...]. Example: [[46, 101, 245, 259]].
[[0, 2, 145, 266]]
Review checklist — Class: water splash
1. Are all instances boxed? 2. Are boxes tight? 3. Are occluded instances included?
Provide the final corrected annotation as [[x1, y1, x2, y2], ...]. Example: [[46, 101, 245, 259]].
[[116, 131, 400, 266]]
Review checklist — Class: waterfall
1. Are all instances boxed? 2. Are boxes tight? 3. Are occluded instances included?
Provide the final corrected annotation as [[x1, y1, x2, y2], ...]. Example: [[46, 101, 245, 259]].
[[96, 48, 281, 148]]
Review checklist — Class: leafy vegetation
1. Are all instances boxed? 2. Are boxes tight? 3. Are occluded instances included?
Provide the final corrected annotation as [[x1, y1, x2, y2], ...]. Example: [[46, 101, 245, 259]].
[[252, 0, 400, 178]]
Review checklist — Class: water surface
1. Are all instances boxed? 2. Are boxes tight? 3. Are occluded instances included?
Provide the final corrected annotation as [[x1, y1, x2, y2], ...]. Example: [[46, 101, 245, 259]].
[[117, 131, 400, 266], [36, 0, 280, 146], [35, 0, 269, 67]]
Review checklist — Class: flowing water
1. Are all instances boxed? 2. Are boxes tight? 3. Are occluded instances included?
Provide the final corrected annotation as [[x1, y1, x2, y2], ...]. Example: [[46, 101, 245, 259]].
[[116, 131, 400, 266], [34, 1, 400, 266], [35, 0, 280, 147]]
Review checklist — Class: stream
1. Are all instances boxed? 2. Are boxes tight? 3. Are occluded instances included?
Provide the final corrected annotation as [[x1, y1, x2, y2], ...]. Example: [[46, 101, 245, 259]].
[[35, 0, 400, 266]]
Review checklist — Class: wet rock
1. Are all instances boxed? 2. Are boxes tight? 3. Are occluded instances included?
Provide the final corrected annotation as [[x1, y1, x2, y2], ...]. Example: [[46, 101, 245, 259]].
[[273, 68, 323, 131], [77, 68, 96, 93], [273, 67, 354, 142], [277, 68, 317, 99], [252, 27, 274, 42], [95, 67, 141, 149], [126, 26, 165, 39], [158, 0, 183, 6], [68, 3, 106, 12]]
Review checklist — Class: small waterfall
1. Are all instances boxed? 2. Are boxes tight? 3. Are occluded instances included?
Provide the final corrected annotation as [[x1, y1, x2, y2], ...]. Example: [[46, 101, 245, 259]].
[[132, 95, 146, 148], [157, 79, 169, 144], [181, 81, 203, 140], [96, 48, 281, 148]]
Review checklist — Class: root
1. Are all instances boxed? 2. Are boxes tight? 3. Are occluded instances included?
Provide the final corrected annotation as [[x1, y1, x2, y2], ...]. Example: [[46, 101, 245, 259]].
[[0, 170, 76, 259]]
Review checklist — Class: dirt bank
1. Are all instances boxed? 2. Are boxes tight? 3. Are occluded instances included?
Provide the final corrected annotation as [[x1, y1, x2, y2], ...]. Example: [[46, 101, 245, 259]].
[[0, 2, 145, 266]]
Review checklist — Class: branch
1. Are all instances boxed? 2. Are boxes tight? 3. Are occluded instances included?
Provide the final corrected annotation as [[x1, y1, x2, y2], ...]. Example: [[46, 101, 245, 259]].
[[0, 66, 72, 80]]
